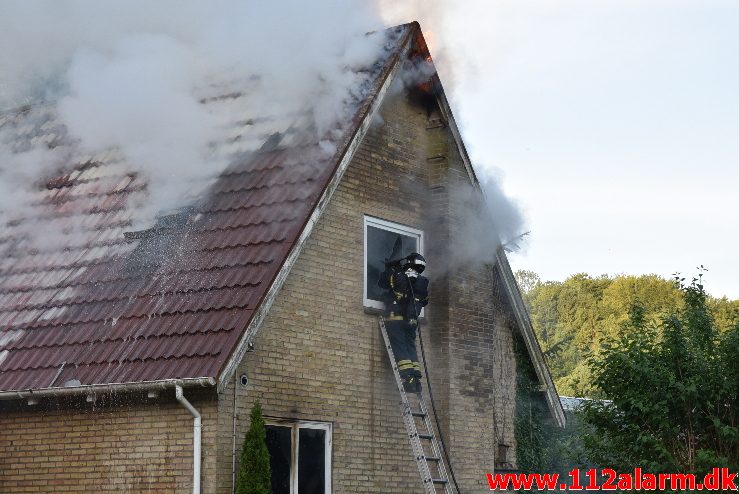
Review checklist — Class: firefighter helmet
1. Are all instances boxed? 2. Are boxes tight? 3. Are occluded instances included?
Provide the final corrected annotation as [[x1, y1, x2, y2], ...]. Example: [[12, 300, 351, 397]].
[[402, 252, 426, 274]]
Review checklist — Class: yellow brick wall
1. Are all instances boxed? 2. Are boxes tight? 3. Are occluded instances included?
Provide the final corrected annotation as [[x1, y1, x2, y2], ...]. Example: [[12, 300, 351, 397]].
[[217, 87, 521, 493], [0, 393, 218, 493]]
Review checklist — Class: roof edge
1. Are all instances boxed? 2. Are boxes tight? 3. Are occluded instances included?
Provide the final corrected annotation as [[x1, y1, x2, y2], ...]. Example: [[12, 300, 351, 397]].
[[216, 25, 416, 392], [0, 377, 216, 402], [494, 249, 567, 427], [433, 84, 479, 186]]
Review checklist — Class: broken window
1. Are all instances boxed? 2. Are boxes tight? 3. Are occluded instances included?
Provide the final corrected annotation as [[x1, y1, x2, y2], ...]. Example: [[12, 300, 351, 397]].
[[265, 421, 331, 494], [364, 215, 424, 310]]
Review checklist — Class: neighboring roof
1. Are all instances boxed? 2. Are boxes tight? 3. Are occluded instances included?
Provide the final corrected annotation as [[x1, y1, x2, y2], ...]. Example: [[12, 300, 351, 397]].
[[559, 395, 612, 412], [0, 24, 411, 393], [559, 396, 586, 411]]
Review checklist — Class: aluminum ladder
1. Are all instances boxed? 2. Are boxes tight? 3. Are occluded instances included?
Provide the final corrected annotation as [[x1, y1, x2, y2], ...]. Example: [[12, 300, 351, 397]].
[[378, 316, 454, 494]]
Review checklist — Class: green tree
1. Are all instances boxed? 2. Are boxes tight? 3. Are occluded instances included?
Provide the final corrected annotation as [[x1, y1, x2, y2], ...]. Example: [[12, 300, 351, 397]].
[[236, 401, 272, 494], [580, 278, 739, 474], [515, 269, 542, 294], [517, 270, 737, 396]]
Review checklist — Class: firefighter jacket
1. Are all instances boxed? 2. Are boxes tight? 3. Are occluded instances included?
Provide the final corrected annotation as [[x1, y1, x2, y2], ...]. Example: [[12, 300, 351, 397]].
[[378, 268, 429, 324]]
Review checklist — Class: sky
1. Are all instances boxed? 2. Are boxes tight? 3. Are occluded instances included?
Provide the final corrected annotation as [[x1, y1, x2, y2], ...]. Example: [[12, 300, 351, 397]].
[[386, 1, 739, 299]]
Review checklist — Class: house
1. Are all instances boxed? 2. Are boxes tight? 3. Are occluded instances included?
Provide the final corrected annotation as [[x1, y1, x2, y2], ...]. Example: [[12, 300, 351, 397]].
[[0, 23, 564, 493]]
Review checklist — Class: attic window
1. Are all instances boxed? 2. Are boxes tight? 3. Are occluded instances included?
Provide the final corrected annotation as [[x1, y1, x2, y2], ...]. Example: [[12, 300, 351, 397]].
[[363, 215, 424, 310]]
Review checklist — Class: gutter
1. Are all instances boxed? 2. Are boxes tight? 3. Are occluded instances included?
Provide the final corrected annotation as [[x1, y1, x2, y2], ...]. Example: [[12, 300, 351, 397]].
[[0, 377, 216, 402]]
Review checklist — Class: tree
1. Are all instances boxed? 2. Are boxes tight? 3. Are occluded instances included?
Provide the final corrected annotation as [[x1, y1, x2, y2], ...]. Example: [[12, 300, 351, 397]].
[[515, 269, 541, 294], [236, 401, 272, 494], [518, 271, 736, 396], [580, 278, 739, 474]]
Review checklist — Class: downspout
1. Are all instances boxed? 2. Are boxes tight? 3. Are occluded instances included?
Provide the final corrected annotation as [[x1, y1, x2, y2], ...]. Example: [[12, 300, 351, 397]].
[[176, 384, 202, 494], [232, 372, 238, 494]]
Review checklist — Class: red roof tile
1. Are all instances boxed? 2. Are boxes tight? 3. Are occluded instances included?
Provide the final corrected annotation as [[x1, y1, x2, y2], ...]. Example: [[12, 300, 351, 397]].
[[0, 25, 413, 392]]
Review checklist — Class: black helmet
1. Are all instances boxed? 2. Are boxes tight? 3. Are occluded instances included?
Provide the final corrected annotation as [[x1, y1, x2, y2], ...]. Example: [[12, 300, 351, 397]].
[[402, 252, 426, 274]]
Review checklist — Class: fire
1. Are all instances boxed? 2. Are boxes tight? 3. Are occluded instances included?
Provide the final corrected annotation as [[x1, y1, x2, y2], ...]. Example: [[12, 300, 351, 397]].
[[423, 30, 436, 55], [408, 25, 436, 95]]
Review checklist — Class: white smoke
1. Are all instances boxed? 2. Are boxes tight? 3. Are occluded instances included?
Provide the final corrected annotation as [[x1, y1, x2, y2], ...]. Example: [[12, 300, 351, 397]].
[[450, 171, 527, 269], [0, 0, 526, 260], [0, 0, 387, 229], [379, 2, 529, 259]]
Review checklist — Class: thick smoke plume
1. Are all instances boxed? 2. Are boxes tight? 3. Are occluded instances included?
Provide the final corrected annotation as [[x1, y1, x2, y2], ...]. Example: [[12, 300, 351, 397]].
[[0, 0, 525, 261], [0, 0, 386, 232]]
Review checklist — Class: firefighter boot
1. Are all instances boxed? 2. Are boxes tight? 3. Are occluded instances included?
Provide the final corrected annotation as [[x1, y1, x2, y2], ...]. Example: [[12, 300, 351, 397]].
[[400, 369, 416, 393], [413, 369, 423, 394], [402, 373, 421, 394]]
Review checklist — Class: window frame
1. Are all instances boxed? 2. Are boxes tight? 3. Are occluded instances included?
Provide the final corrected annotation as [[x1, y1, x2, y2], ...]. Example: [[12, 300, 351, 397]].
[[363, 215, 424, 311], [264, 418, 333, 494]]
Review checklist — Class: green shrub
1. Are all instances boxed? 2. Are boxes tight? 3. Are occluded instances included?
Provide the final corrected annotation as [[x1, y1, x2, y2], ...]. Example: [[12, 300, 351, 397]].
[[236, 401, 272, 494]]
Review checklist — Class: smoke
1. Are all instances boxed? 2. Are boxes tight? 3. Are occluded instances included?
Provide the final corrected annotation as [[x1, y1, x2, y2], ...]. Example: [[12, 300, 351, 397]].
[[0, 0, 387, 232], [449, 172, 527, 269], [379, 1, 529, 261], [0, 0, 526, 261], [378, 0, 459, 90]]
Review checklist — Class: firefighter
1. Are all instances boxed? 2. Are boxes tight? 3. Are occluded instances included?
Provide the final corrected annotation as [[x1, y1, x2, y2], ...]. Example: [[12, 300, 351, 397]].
[[378, 252, 429, 393]]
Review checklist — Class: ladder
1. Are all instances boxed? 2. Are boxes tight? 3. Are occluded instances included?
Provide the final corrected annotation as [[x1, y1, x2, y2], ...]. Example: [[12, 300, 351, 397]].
[[378, 317, 454, 494]]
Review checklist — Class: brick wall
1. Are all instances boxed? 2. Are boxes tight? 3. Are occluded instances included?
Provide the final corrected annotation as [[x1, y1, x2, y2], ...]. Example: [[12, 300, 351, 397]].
[[427, 100, 520, 488], [0, 392, 217, 493], [218, 83, 522, 493]]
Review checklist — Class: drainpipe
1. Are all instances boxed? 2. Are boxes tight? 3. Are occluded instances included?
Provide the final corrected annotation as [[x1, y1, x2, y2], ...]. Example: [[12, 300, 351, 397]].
[[232, 372, 238, 494], [176, 384, 202, 494]]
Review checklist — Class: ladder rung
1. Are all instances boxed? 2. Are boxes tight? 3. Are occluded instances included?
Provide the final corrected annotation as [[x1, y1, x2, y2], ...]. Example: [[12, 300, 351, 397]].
[[417, 433, 433, 440], [425, 456, 440, 462], [432, 478, 448, 484], [411, 411, 426, 417]]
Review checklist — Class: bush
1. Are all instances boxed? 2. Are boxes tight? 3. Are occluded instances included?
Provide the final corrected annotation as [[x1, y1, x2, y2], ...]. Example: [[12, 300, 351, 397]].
[[581, 277, 738, 474]]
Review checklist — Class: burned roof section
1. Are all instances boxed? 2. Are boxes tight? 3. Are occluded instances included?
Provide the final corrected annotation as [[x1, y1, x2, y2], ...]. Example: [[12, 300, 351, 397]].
[[0, 24, 413, 392]]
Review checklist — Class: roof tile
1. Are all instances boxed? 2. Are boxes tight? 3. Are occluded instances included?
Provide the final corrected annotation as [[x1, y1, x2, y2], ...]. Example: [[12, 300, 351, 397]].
[[0, 25, 410, 391]]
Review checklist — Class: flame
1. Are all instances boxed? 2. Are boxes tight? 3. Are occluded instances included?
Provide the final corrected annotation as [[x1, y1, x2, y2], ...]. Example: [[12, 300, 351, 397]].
[[424, 30, 436, 55]]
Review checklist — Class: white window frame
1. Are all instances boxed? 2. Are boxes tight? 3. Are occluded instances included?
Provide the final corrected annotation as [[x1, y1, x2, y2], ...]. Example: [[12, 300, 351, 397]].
[[265, 419, 333, 494], [363, 215, 424, 310]]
